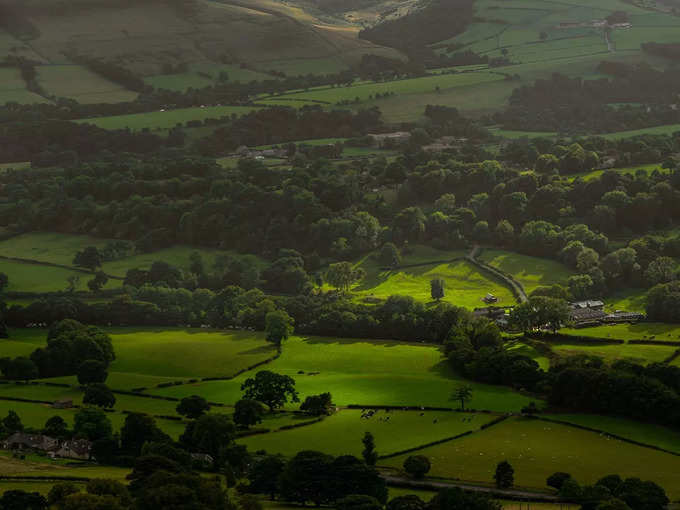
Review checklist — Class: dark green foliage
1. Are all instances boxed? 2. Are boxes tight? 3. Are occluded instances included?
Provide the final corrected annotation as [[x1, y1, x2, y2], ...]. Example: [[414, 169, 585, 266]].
[[265, 310, 294, 345], [361, 431, 378, 466], [336, 495, 382, 510], [430, 278, 445, 301], [403, 455, 430, 479], [47, 483, 80, 507], [547, 472, 572, 490], [299, 392, 333, 416], [83, 383, 116, 409], [379, 243, 401, 268], [73, 407, 112, 441], [387, 495, 426, 510], [494, 461, 514, 489], [73, 246, 102, 270], [0, 490, 47, 510], [428, 488, 501, 510], [180, 413, 235, 461], [77, 359, 108, 385], [120, 413, 170, 456], [0, 356, 38, 380], [87, 271, 109, 292], [176, 395, 211, 420], [43, 415, 69, 438], [245, 454, 286, 499], [233, 399, 265, 428], [241, 371, 299, 411], [2, 410, 23, 433]]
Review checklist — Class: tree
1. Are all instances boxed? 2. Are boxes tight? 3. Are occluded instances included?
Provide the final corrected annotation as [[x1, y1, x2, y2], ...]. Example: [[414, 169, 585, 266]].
[[521, 402, 540, 416], [495, 220, 515, 247], [644, 257, 676, 287], [47, 483, 80, 507], [300, 392, 333, 416], [77, 359, 108, 385], [379, 243, 401, 268], [0, 357, 38, 380], [494, 460, 514, 489], [0, 490, 47, 510], [120, 413, 170, 456], [59, 492, 125, 510], [82, 383, 116, 409], [336, 495, 382, 510], [327, 262, 365, 292], [44, 415, 69, 438], [386, 495, 426, 510], [0, 272, 8, 292], [430, 278, 445, 301], [403, 455, 430, 479], [66, 275, 80, 293], [547, 472, 572, 490], [233, 399, 264, 428], [362, 431, 378, 466], [241, 370, 299, 411], [86, 479, 131, 506], [429, 488, 500, 510], [3, 410, 23, 433], [87, 271, 109, 292], [73, 247, 102, 270], [279, 450, 334, 506], [181, 413, 235, 461], [73, 407, 112, 441], [265, 310, 294, 346], [246, 454, 286, 499], [451, 385, 473, 410], [176, 395, 210, 420]]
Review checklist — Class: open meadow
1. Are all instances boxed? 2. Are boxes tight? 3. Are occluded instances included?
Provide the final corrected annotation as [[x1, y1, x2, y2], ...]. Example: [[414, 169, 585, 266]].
[[560, 323, 680, 343], [382, 417, 680, 498], [36, 65, 138, 104], [147, 335, 537, 412]]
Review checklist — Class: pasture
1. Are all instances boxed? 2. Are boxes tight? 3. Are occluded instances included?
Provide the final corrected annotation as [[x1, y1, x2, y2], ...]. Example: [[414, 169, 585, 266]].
[[352, 258, 516, 309], [382, 417, 680, 498], [75, 105, 257, 131], [544, 414, 680, 454], [559, 323, 680, 343], [240, 409, 496, 457], [0, 259, 120, 293], [0, 232, 112, 267], [0, 68, 47, 105], [478, 249, 573, 295], [36, 65, 138, 104], [549, 341, 677, 365], [4, 327, 277, 388], [149, 335, 537, 412]]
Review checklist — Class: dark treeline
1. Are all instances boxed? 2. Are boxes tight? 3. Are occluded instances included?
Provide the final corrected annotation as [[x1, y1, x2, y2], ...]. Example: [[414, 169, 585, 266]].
[[494, 63, 680, 133], [642, 42, 680, 61]]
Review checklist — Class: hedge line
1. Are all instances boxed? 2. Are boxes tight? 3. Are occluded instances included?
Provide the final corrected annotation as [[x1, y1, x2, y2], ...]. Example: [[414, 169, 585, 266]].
[[525, 332, 625, 345]]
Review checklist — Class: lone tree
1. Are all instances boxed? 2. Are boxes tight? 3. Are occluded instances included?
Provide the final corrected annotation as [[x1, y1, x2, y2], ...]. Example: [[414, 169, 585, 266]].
[[265, 310, 294, 346], [83, 383, 116, 409], [73, 246, 102, 271], [403, 455, 430, 479], [326, 262, 365, 292], [233, 399, 265, 429], [521, 402, 540, 417], [362, 431, 378, 466], [176, 395, 211, 420], [241, 371, 299, 412], [546, 472, 572, 491], [430, 278, 445, 301], [87, 271, 109, 292], [451, 385, 473, 410], [379, 243, 401, 268], [494, 460, 514, 489]]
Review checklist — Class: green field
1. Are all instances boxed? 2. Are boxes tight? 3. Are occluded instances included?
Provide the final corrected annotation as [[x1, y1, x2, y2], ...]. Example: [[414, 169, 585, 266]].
[[478, 249, 573, 295], [148, 335, 537, 412], [0, 67, 47, 105], [241, 409, 496, 457], [569, 163, 666, 182], [37, 65, 138, 104], [0, 451, 130, 480], [544, 414, 680, 454], [0, 259, 120, 293], [600, 124, 680, 140], [351, 256, 516, 308], [505, 340, 550, 370], [560, 323, 680, 343], [550, 341, 677, 365], [4, 327, 276, 389], [0, 232, 112, 267], [0, 161, 31, 174], [75, 105, 258, 131], [382, 417, 680, 498]]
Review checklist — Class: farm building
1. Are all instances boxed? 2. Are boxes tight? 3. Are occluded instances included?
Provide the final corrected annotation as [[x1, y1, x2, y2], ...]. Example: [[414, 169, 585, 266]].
[[2, 432, 92, 460], [368, 131, 410, 148]]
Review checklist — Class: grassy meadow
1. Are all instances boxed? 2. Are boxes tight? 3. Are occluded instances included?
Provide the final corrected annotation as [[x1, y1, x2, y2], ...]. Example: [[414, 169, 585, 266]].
[[382, 417, 680, 498], [240, 409, 496, 457], [37, 65, 138, 104], [148, 335, 537, 412], [0, 259, 120, 293], [550, 341, 677, 365], [560, 323, 680, 343], [478, 249, 573, 295]]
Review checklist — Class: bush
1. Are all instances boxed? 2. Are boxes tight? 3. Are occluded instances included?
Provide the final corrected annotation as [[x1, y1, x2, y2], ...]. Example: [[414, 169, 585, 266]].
[[403, 455, 430, 479]]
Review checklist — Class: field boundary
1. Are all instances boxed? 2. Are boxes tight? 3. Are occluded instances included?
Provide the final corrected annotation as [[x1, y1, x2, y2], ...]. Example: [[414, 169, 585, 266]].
[[0, 254, 124, 280], [526, 332, 625, 345], [536, 416, 680, 457], [467, 246, 527, 303], [377, 415, 510, 460]]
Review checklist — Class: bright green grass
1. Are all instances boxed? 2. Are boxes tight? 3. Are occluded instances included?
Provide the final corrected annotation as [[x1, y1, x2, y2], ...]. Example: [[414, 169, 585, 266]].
[[560, 323, 680, 342], [37, 65, 138, 104], [604, 289, 648, 313], [550, 341, 677, 365], [352, 259, 516, 309], [148, 335, 537, 412], [0, 232, 112, 267], [382, 417, 680, 498], [6, 327, 276, 385], [0, 259, 120, 293], [600, 124, 680, 140], [568, 163, 665, 182], [75, 105, 257, 131], [544, 414, 680, 454], [504, 340, 550, 370], [492, 129, 558, 140], [478, 249, 573, 295], [0, 161, 30, 173], [240, 409, 496, 457], [0, 451, 131, 480]]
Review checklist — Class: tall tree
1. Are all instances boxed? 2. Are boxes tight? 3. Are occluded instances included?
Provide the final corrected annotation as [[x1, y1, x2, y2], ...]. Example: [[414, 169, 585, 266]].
[[362, 432, 378, 466], [241, 371, 299, 411]]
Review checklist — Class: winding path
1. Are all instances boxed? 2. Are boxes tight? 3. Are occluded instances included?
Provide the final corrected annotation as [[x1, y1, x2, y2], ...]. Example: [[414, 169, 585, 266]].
[[466, 245, 528, 303]]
